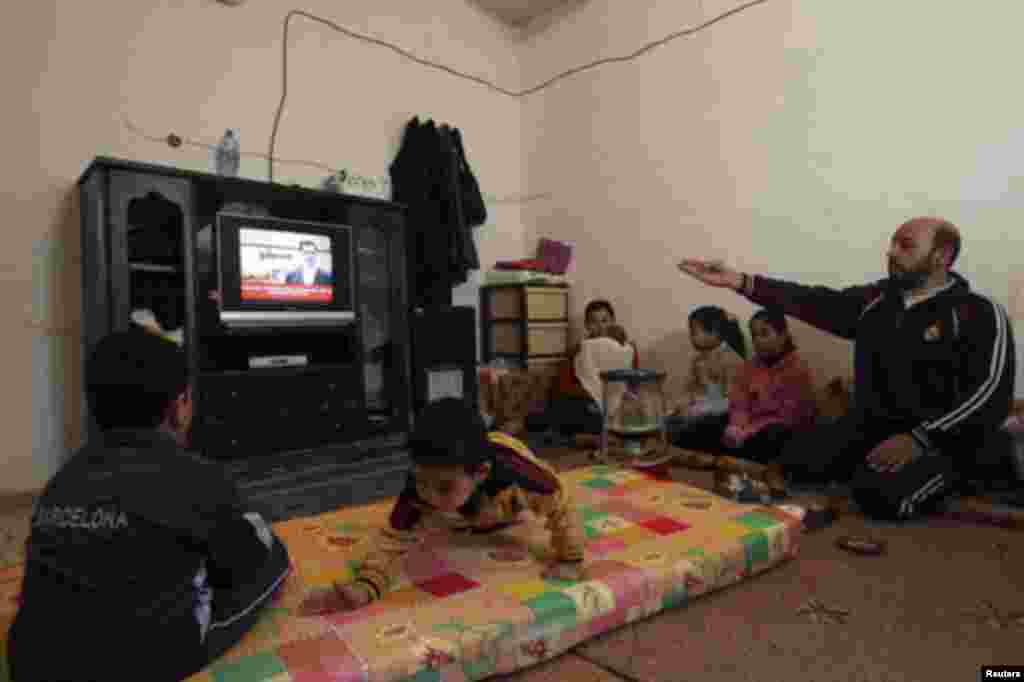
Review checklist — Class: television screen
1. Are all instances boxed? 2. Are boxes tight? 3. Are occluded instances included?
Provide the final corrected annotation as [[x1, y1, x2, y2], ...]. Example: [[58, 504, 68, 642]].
[[214, 213, 354, 329], [238, 228, 334, 304]]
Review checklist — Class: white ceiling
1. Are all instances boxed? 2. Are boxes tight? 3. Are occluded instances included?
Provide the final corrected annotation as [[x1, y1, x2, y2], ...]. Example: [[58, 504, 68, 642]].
[[470, 0, 580, 28]]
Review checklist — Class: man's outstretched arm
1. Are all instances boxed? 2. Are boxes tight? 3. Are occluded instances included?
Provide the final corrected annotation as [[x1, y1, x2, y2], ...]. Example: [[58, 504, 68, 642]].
[[743, 274, 884, 340], [678, 259, 883, 340]]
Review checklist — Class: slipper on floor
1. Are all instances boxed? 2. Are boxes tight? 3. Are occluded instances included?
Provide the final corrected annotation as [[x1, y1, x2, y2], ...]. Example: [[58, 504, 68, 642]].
[[715, 455, 766, 478], [836, 535, 887, 556], [712, 472, 777, 504], [666, 447, 717, 470]]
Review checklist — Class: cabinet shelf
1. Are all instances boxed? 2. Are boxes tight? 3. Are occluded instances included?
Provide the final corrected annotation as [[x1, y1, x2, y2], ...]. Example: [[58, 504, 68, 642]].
[[201, 362, 358, 379], [480, 284, 571, 367], [79, 156, 413, 468], [130, 261, 183, 273], [201, 322, 357, 338]]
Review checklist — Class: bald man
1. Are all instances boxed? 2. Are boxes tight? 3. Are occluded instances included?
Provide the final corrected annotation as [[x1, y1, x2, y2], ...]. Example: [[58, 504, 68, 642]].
[[679, 217, 1015, 521]]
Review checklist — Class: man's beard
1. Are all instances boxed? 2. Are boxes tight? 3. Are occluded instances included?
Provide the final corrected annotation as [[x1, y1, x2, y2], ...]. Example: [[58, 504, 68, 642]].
[[888, 257, 933, 292]]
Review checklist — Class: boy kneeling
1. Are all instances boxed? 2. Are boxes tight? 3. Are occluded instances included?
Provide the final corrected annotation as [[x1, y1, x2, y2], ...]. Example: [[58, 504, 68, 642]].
[[302, 398, 586, 613]]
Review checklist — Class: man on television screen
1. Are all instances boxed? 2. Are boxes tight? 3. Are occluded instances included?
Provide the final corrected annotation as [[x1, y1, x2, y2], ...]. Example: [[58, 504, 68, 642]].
[[285, 240, 333, 286]]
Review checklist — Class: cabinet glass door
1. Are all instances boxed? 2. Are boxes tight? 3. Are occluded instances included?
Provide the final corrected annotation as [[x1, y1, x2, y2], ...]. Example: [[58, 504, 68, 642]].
[[358, 226, 393, 430]]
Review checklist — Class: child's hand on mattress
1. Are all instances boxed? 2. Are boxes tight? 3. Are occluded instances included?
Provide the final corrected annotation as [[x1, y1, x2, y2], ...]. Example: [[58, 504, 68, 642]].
[[542, 561, 586, 582], [298, 581, 372, 615]]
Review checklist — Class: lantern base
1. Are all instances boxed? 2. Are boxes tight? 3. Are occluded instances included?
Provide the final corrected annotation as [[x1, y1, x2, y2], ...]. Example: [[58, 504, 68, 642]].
[[598, 431, 672, 468]]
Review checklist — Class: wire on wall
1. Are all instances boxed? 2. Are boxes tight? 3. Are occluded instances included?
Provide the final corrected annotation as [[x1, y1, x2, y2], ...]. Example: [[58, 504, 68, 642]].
[[122, 117, 335, 174], [123, 3, 771, 676], [267, 0, 769, 181], [123, 0, 769, 202], [121, 117, 553, 205]]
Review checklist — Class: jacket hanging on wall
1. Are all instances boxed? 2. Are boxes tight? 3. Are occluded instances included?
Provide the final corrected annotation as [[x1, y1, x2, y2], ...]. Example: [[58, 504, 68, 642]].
[[452, 127, 487, 229], [389, 117, 484, 308]]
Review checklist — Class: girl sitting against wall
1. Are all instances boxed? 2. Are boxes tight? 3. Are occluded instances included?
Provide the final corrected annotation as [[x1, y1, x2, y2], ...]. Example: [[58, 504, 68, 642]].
[[665, 305, 748, 451]]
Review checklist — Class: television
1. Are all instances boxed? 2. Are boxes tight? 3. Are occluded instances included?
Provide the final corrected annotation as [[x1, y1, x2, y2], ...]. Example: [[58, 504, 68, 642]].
[[215, 213, 354, 329]]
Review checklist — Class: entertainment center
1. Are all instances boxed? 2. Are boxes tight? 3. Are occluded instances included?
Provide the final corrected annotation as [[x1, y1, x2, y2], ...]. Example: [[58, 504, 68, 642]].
[[78, 157, 416, 520]]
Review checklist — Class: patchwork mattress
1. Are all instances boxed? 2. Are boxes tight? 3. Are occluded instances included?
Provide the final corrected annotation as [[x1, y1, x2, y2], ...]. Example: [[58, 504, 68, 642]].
[[0, 466, 801, 682]]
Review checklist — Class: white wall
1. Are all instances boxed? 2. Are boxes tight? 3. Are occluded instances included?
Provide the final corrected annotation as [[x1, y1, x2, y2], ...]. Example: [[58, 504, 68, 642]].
[[7, 0, 1024, 491], [519, 0, 1024, 398], [1, 0, 526, 491]]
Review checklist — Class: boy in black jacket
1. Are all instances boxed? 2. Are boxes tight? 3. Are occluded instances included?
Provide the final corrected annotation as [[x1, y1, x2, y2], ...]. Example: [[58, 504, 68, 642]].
[[7, 328, 290, 681], [679, 216, 1015, 520]]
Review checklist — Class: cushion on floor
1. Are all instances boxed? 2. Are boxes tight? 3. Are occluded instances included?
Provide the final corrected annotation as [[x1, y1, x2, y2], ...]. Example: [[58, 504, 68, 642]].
[[0, 466, 800, 682]]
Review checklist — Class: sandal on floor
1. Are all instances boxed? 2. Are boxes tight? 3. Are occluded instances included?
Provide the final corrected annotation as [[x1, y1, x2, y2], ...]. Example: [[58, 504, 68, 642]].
[[836, 535, 887, 556], [665, 447, 716, 470], [715, 455, 768, 478]]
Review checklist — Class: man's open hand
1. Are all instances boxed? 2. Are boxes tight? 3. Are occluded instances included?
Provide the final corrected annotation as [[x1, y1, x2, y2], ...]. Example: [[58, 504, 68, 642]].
[[866, 433, 920, 473], [677, 259, 743, 290]]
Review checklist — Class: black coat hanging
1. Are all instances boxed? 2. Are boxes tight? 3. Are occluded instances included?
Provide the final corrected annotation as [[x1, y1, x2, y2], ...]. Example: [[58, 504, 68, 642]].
[[452, 128, 487, 229], [389, 117, 481, 308]]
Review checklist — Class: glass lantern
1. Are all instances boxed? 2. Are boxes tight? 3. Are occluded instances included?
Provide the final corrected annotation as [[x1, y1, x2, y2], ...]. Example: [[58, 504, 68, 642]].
[[598, 369, 670, 467]]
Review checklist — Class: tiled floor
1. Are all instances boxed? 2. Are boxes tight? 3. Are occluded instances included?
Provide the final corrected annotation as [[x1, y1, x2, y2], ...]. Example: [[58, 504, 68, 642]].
[[5, 448, 1023, 682], [527, 449, 1024, 682], [496, 652, 622, 682]]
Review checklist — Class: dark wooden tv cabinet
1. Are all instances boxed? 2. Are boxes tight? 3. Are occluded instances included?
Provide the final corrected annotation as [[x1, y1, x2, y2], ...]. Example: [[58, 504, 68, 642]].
[[77, 157, 414, 519], [226, 432, 411, 521]]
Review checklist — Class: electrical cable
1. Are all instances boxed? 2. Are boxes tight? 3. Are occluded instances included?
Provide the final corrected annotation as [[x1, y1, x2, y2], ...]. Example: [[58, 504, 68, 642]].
[[116, 7, 779, 673], [123, 0, 770, 201], [267, 0, 770, 180], [122, 117, 551, 204]]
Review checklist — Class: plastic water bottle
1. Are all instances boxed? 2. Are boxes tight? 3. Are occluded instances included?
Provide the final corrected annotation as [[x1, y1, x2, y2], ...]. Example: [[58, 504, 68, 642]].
[[214, 129, 240, 176], [321, 173, 341, 192]]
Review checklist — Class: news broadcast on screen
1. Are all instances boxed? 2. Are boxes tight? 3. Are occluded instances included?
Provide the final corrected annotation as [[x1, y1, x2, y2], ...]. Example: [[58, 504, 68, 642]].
[[238, 228, 334, 303]]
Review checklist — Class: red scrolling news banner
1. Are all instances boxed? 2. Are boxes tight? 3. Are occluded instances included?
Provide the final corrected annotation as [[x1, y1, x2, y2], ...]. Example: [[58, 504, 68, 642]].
[[241, 280, 332, 303]]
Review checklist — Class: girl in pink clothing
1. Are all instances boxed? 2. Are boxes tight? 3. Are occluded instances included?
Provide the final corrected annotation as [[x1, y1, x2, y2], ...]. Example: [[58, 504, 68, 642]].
[[722, 308, 817, 463]]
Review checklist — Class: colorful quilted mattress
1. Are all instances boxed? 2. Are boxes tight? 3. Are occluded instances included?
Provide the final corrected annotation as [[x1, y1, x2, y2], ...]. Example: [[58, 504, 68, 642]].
[[0, 465, 801, 682]]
